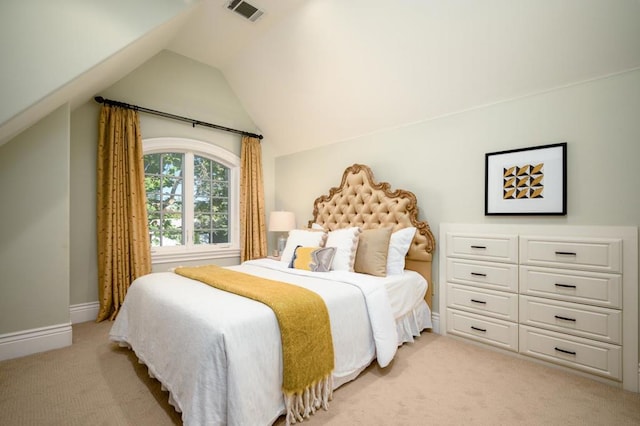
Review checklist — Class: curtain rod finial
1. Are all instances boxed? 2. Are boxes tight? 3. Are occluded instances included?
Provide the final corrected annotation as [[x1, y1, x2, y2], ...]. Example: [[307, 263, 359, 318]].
[[94, 96, 105, 104]]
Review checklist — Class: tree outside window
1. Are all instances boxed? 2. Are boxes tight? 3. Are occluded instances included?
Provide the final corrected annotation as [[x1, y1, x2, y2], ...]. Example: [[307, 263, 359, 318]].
[[144, 152, 184, 246]]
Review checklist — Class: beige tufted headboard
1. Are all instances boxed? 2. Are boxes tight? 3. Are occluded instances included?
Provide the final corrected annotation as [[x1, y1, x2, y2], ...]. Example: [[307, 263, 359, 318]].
[[308, 164, 436, 308]]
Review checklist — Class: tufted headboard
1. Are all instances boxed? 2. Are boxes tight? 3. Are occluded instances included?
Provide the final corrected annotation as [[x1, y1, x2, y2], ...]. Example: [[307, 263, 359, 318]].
[[308, 164, 436, 308]]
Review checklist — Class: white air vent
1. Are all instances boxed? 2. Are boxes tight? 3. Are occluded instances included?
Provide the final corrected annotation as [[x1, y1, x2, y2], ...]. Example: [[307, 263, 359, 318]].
[[226, 0, 264, 22]]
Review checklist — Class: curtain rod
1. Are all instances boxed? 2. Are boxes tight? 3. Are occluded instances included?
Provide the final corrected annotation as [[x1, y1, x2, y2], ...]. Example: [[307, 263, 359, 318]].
[[94, 96, 263, 140]]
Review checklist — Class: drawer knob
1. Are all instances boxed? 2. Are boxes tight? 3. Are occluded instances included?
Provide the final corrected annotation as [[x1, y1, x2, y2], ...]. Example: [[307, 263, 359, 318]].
[[555, 283, 577, 289], [471, 326, 487, 332], [471, 299, 487, 305], [555, 251, 577, 256], [470, 272, 487, 277], [470, 245, 487, 249], [554, 315, 576, 322], [554, 347, 576, 356]]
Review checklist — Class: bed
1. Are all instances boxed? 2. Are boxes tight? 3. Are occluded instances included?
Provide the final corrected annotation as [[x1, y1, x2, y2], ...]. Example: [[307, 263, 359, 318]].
[[109, 163, 436, 426]]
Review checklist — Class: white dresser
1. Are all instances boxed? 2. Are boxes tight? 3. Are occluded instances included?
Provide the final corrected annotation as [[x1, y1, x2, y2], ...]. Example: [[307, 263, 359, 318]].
[[445, 233, 519, 352], [439, 224, 638, 392]]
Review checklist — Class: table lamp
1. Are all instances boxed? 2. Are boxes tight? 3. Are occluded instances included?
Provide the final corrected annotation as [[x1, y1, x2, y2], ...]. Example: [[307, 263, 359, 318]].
[[268, 211, 296, 255]]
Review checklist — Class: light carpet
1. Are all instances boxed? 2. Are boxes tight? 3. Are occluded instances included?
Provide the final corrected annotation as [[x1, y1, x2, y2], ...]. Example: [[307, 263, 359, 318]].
[[1, 320, 639, 425]]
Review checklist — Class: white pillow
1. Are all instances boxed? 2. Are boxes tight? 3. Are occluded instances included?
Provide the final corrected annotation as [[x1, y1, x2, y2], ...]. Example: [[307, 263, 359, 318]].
[[280, 229, 327, 265], [386, 227, 416, 275], [325, 227, 362, 271]]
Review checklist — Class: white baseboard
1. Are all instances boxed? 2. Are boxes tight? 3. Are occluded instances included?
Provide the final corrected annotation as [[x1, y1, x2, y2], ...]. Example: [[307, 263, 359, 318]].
[[431, 312, 441, 334], [70, 301, 100, 324], [0, 323, 72, 361]]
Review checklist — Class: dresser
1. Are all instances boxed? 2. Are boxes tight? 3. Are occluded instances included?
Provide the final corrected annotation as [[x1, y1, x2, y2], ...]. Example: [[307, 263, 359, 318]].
[[439, 224, 638, 392]]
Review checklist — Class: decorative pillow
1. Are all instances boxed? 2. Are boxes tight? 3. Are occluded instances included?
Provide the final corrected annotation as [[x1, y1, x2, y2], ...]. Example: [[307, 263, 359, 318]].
[[325, 227, 362, 271], [386, 227, 417, 275], [289, 246, 336, 272], [280, 229, 327, 265], [354, 227, 393, 277]]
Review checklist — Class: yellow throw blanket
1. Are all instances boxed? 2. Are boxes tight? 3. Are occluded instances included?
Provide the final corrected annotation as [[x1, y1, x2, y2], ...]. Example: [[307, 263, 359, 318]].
[[174, 264, 335, 424]]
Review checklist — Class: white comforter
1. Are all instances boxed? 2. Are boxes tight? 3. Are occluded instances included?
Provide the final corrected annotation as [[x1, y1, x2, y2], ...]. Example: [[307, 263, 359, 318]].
[[109, 259, 429, 426]]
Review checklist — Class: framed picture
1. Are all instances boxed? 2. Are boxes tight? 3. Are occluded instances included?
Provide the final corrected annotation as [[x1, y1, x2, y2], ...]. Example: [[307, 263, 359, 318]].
[[485, 142, 567, 215]]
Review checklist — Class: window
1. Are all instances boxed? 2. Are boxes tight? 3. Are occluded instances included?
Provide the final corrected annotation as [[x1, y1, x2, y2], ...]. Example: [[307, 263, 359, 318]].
[[143, 138, 240, 263]]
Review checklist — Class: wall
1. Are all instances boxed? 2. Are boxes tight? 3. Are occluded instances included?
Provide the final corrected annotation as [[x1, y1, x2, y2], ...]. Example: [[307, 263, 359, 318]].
[[70, 50, 275, 306], [0, 105, 70, 334], [275, 69, 640, 313], [0, 0, 193, 133]]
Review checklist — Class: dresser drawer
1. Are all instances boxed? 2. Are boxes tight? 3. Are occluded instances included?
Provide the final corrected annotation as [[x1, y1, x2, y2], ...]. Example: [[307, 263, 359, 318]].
[[447, 258, 518, 292], [447, 283, 518, 321], [520, 236, 622, 273], [519, 296, 622, 344], [446, 309, 518, 352], [519, 325, 621, 380], [520, 266, 622, 309], [446, 233, 518, 263]]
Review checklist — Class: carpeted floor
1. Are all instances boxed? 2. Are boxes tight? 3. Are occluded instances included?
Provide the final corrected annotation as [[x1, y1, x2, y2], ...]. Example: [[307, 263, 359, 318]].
[[1, 320, 639, 425]]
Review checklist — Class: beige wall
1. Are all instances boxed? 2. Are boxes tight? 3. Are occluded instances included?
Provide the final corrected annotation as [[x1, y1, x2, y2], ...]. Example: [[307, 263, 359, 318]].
[[0, 105, 70, 334], [275, 69, 640, 312], [70, 50, 275, 306]]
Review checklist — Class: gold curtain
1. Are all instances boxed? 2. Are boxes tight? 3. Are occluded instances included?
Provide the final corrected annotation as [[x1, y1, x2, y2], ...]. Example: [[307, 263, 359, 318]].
[[96, 105, 151, 322], [240, 136, 267, 261]]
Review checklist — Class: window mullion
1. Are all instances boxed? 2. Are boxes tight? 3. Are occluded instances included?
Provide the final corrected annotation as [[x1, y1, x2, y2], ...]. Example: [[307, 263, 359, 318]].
[[184, 152, 195, 248]]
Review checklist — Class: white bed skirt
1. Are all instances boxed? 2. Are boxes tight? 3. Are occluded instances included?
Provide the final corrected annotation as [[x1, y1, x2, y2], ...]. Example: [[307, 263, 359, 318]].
[[397, 300, 432, 344]]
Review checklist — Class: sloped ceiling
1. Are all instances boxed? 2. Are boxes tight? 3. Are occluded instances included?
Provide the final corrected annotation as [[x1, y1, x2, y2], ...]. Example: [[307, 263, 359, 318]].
[[0, 0, 199, 146], [3, 1, 639, 156], [168, 0, 640, 156]]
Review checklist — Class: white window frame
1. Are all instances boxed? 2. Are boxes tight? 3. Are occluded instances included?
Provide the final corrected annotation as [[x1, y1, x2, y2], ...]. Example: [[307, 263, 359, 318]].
[[143, 137, 241, 264]]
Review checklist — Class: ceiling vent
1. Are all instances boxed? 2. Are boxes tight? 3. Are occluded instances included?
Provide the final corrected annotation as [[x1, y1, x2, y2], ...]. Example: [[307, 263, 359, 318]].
[[226, 0, 264, 22]]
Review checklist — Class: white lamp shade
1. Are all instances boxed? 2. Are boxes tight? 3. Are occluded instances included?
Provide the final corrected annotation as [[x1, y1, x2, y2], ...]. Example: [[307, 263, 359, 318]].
[[268, 211, 296, 232]]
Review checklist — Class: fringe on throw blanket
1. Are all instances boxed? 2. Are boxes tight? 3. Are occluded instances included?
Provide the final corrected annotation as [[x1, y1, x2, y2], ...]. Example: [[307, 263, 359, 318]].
[[285, 375, 334, 426]]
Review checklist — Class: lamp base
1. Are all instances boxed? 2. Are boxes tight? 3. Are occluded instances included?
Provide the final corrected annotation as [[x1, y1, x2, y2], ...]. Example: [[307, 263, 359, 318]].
[[277, 234, 287, 254]]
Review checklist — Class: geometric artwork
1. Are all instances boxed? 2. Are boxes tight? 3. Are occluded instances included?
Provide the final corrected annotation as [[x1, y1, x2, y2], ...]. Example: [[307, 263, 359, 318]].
[[503, 163, 544, 199], [485, 142, 566, 215]]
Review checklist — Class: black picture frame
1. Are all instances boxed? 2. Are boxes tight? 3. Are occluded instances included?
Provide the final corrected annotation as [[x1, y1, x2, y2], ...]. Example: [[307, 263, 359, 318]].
[[485, 142, 567, 216]]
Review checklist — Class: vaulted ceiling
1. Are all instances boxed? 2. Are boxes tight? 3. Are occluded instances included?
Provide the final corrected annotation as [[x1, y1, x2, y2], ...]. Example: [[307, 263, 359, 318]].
[[3, 0, 640, 156], [168, 0, 640, 156]]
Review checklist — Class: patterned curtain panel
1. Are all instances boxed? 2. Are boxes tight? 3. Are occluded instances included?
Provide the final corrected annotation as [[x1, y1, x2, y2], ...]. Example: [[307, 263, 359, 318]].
[[240, 136, 267, 261], [96, 105, 151, 321]]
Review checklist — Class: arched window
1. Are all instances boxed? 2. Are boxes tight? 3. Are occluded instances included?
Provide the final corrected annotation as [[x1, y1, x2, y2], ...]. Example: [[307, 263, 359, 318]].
[[143, 137, 240, 263]]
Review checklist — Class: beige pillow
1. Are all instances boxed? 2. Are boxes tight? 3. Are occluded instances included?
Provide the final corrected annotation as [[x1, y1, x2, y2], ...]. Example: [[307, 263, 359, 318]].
[[354, 227, 393, 277]]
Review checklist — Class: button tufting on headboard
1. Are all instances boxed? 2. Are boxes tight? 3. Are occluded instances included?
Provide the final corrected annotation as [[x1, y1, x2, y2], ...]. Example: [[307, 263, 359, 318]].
[[308, 164, 436, 307]]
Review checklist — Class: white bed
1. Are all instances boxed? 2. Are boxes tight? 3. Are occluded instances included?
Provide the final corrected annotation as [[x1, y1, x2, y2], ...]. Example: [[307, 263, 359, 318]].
[[110, 259, 430, 425], [109, 164, 436, 425]]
